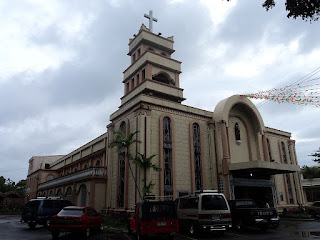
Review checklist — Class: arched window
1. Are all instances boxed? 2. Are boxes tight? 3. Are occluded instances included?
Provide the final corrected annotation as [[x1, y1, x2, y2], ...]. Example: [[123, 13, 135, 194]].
[[65, 187, 73, 203], [163, 117, 173, 197], [267, 138, 272, 162], [281, 142, 288, 163], [286, 174, 294, 204], [80, 185, 87, 206], [56, 189, 62, 197], [49, 190, 53, 196], [118, 121, 126, 208], [96, 160, 101, 167], [193, 123, 202, 190], [235, 123, 241, 141]]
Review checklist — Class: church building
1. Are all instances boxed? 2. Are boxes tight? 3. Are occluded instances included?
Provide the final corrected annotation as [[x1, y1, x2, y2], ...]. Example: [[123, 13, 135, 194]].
[[26, 14, 304, 212]]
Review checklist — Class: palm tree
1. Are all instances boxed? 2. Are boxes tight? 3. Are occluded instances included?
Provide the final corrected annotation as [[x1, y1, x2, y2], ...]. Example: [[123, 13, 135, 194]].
[[301, 165, 320, 202], [109, 131, 142, 199], [132, 153, 161, 195]]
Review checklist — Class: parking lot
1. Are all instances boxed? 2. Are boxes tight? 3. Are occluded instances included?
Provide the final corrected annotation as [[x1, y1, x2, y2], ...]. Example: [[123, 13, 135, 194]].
[[1, 215, 320, 240]]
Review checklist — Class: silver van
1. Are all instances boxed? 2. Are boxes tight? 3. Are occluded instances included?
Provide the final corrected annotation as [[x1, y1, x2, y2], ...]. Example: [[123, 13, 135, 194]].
[[176, 190, 232, 235]]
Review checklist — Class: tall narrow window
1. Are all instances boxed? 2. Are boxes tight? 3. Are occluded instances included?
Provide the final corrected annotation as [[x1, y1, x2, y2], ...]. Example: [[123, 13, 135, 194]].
[[193, 123, 202, 190], [163, 117, 173, 197], [80, 185, 87, 206], [235, 123, 241, 141], [267, 138, 272, 162], [118, 121, 126, 208], [281, 142, 288, 163], [286, 174, 294, 204], [142, 69, 145, 80], [65, 187, 73, 203], [288, 145, 293, 164], [56, 189, 62, 197]]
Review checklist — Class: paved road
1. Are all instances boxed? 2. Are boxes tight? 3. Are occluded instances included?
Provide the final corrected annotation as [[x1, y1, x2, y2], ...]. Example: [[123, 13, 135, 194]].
[[1, 215, 320, 240]]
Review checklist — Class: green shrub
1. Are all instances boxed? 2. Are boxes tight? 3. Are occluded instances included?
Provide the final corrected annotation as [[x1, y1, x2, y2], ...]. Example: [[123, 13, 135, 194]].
[[103, 216, 127, 230]]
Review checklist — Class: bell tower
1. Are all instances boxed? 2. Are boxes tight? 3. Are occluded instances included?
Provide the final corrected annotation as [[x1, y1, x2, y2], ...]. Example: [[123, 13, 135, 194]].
[[121, 12, 185, 106]]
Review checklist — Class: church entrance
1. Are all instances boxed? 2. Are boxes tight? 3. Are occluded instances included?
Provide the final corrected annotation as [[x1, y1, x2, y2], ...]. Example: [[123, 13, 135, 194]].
[[230, 176, 277, 208], [234, 186, 274, 207]]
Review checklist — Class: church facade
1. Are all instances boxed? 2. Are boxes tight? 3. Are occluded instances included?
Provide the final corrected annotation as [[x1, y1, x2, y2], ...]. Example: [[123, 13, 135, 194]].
[[26, 23, 304, 212]]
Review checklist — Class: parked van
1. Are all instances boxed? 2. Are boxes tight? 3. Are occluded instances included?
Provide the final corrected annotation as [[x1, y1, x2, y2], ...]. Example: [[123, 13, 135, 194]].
[[176, 190, 232, 235]]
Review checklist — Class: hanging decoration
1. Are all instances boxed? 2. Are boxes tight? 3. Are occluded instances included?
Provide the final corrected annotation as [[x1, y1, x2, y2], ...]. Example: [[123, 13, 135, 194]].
[[241, 68, 320, 107]]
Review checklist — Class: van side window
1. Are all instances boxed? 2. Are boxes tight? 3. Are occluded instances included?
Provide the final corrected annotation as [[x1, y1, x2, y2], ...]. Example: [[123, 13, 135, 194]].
[[179, 198, 198, 209]]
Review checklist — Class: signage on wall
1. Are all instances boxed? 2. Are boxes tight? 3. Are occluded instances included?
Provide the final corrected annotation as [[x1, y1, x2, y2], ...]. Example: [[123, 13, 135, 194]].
[[230, 177, 275, 187]]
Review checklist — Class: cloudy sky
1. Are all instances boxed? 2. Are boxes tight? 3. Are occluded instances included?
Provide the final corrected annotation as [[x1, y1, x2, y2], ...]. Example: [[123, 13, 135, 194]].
[[1, 0, 320, 183]]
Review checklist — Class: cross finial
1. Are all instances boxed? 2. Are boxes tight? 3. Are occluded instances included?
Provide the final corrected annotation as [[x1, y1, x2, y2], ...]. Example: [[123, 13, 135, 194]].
[[144, 10, 158, 33]]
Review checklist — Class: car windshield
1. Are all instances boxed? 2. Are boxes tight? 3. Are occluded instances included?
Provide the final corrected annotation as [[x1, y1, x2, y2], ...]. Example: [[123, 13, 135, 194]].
[[201, 195, 228, 210], [58, 208, 85, 216], [142, 202, 177, 220]]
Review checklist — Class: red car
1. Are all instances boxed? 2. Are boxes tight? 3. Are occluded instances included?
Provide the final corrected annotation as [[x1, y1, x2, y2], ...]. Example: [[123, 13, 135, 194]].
[[128, 200, 179, 239], [48, 206, 103, 238]]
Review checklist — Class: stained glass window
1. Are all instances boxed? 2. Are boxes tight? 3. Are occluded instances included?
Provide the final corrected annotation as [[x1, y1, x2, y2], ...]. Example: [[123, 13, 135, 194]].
[[193, 123, 202, 190], [163, 117, 173, 197], [267, 138, 272, 162], [286, 174, 294, 204], [118, 121, 126, 208], [281, 142, 288, 164]]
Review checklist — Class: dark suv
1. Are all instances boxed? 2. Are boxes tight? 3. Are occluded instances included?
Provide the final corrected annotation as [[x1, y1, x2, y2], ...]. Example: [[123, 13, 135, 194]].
[[21, 197, 73, 228]]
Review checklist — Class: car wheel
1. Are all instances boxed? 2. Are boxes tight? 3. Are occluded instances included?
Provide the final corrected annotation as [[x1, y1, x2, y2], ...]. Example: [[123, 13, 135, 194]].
[[28, 223, 36, 229], [84, 225, 90, 238], [51, 230, 60, 239]]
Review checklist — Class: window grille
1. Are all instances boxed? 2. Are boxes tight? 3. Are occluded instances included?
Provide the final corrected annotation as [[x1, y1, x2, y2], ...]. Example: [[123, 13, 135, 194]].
[[193, 123, 202, 190], [118, 121, 126, 208], [286, 174, 294, 204], [267, 138, 272, 162], [163, 117, 173, 197], [281, 142, 288, 163]]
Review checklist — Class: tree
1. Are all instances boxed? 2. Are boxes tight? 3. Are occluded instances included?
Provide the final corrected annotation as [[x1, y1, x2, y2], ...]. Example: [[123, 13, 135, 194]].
[[309, 148, 320, 163], [301, 165, 320, 202], [227, 0, 320, 22], [109, 131, 142, 198], [16, 179, 27, 195], [109, 131, 162, 198], [0, 176, 26, 195], [132, 153, 161, 195]]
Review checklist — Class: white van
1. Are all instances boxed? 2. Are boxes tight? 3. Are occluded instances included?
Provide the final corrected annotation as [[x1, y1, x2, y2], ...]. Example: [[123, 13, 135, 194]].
[[176, 190, 232, 235]]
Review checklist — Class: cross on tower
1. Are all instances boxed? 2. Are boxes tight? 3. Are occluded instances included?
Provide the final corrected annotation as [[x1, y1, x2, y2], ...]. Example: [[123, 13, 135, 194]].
[[144, 10, 158, 33]]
